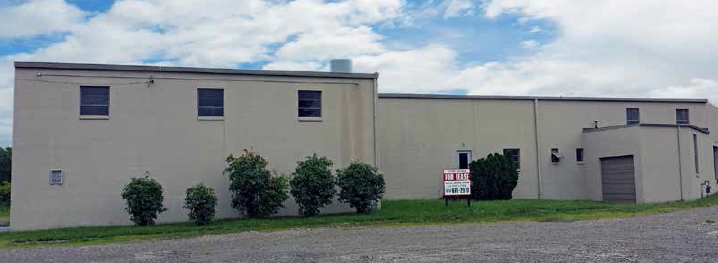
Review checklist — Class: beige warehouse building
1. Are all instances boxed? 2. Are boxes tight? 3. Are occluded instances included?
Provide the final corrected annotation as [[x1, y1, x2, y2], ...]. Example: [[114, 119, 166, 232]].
[[378, 94, 718, 203], [11, 62, 718, 230], [12, 62, 377, 230]]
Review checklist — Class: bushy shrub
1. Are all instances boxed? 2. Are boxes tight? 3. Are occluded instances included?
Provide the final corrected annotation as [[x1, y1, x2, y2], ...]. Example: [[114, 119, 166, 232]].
[[225, 149, 289, 217], [121, 176, 167, 226], [0, 181, 9, 205], [290, 154, 335, 216], [336, 162, 385, 214], [184, 183, 218, 225], [469, 153, 519, 200]]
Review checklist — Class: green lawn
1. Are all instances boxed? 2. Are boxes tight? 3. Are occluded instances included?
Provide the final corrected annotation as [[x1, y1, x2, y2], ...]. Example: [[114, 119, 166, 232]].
[[2, 195, 718, 248]]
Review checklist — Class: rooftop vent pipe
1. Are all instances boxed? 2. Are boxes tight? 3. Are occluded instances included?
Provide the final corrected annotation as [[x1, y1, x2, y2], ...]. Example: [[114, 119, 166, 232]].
[[330, 59, 352, 73]]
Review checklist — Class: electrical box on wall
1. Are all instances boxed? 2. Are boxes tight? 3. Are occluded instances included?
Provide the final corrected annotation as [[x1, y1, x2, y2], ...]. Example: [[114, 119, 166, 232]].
[[49, 169, 63, 185]]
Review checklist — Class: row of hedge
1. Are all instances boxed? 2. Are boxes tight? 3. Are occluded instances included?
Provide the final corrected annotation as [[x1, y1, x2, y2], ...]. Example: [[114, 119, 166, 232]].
[[122, 149, 385, 226]]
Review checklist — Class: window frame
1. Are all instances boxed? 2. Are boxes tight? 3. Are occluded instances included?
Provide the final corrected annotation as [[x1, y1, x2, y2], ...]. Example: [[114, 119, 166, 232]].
[[197, 88, 224, 118], [503, 148, 521, 170], [297, 90, 322, 119], [626, 108, 640, 125], [80, 86, 110, 117], [456, 150, 472, 170], [551, 148, 561, 163], [676, 109, 690, 125]]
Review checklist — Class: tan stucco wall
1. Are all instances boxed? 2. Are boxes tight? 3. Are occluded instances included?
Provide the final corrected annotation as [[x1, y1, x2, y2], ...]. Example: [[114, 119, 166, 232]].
[[377, 98, 538, 199], [379, 97, 713, 201], [582, 126, 643, 201], [637, 127, 682, 202], [12, 68, 376, 230], [534, 100, 707, 200], [581, 125, 713, 203]]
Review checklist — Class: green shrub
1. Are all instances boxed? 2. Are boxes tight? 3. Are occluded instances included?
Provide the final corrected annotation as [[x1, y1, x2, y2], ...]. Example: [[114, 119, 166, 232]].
[[0, 181, 9, 205], [183, 183, 218, 225], [225, 149, 289, 217], [336, 162, 385, 214], [469, 153, 519, 200], [121, 176, 167, 226], [290, 154, 335, 216]]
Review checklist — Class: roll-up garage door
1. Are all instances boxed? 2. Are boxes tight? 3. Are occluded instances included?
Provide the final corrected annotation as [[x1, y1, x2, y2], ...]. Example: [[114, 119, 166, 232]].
[[600, 155, 636, 203]]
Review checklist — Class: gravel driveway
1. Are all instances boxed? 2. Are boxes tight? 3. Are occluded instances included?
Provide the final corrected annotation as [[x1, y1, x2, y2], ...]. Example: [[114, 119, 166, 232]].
[[2, 207, 718, 262]]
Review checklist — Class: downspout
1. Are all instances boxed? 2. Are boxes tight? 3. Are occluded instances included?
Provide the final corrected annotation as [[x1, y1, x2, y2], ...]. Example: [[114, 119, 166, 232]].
[[372, 75, 379, 168], [372, 75, 380, 209], [533, 99, 542, 199], [676, 126, 684, 200]]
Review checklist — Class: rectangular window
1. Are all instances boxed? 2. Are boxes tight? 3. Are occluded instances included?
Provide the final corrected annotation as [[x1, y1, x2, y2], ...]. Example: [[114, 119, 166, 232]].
[[551, 148, 561, 163], [298, 90, 321, 117], [676, 109, 689, 124], [49, 169, 63, 185], [198, 88, 224, 117], [503, 148, 520, 169], [457, 150, 471, 169], [80, 86, 109, 116], [576, 148, 584, 163], [694, 134, 699, 173], [626, 108, 640, 125]]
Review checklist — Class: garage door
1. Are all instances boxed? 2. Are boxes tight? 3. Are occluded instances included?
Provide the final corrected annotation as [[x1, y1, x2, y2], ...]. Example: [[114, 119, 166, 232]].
[[600, 155, 636, 203]]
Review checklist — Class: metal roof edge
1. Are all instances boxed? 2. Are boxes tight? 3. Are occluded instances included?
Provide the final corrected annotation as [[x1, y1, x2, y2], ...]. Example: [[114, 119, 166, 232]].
[[378, 93, 708, 104], [583, 123, 710, 134], [14, 61, 379, 80]]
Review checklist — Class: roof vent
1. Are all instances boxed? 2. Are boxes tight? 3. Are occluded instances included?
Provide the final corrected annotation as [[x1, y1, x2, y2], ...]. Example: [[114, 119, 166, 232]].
[[330, 59, 352, 73]]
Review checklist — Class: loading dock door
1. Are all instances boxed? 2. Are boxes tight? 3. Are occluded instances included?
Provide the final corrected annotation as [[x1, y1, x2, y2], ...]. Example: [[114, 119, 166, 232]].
[[600, 155, 636, 203]]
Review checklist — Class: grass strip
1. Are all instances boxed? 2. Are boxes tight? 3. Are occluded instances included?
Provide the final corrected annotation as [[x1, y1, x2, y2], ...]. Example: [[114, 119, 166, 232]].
[[1, 195, 717, 248]]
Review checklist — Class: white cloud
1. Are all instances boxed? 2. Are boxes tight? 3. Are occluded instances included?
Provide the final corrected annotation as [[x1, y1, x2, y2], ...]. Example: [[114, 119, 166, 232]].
[[0, 0, 86, 37], [529, 26, 541, 33], [353, 45, 458, 93], [520, 40, 537, 49], [463, 0, 718, 101], [650, 78, 718, 99], [443, 0, 474, 18]]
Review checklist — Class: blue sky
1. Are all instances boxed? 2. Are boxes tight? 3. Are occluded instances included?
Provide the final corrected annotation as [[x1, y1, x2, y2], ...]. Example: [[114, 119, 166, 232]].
[[1, 0, 718, 147]]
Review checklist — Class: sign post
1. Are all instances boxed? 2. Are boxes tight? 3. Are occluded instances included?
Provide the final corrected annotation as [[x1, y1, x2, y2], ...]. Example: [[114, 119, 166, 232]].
[[443, 169, 471, 207]]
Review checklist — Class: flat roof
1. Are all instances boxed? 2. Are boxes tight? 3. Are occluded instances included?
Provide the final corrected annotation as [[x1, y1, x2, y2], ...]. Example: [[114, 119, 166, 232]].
[[583, 123, 710, 134], [14, 61, 379, 80], [379, 93, 708, 103]]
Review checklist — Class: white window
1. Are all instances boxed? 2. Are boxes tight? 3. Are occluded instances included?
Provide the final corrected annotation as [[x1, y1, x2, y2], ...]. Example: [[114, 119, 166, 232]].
[[457, 150, 472, 169]]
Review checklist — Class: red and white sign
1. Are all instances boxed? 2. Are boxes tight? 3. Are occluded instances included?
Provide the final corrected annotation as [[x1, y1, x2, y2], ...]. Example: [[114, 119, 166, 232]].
[[443, 169, 471, 197]]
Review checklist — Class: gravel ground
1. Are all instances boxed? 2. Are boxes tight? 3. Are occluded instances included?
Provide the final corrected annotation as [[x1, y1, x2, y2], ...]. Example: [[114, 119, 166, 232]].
[[2, 207, 718, 263]]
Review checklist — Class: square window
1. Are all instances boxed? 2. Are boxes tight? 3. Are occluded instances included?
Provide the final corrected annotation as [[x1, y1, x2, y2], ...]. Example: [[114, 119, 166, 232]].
[[503, 148, 520, 169], [298, 90, 321, 118], [676, 109, 689, 125], [626, 108, 639, 125], [198, 88, 224, 117], [80, 86, 109, 116]]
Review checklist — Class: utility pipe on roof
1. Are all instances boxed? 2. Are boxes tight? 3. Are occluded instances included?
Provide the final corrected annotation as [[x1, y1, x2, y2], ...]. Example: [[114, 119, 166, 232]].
[[533, 99, 543, 199]]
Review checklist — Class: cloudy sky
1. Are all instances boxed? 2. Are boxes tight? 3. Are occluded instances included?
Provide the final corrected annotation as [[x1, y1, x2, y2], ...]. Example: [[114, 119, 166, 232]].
[[1, 0, 718, 146]]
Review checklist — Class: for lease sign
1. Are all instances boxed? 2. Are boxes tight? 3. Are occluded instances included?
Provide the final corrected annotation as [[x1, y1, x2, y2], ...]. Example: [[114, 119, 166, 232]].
[[443, 169, 471, 197]]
